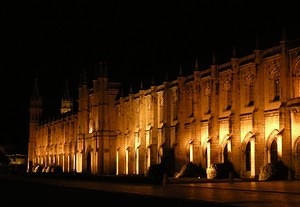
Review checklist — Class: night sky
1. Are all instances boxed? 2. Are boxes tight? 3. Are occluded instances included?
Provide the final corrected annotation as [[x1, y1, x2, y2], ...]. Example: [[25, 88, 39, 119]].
[[1, 0, 300, 152]]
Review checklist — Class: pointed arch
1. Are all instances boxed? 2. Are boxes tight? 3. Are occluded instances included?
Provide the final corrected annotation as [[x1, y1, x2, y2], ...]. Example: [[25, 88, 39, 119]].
[[202, 137, 211, 168], [241, 131, 255, 151], [240, 131, 256, 178], [245, 142, 251, 171], [270, 140, 278, 164], [266, 128, 284, 163], [267, 129, 283, 144], [220, 134, 232, 163], [293, 136, 300, 179], [293, 136, 300, 153], [85, 145, 93, 174]]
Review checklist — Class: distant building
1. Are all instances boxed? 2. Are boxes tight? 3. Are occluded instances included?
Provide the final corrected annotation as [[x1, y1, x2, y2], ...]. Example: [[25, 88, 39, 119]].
[[28, 34, 300, 179], [0, 145, 27, 174], [7, 154, 27, 165]]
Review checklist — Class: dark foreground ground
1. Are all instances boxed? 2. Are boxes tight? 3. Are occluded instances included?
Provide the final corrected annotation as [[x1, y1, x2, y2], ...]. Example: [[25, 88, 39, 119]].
[[0, 175, 232, 207], [1, 174, 300, 207]]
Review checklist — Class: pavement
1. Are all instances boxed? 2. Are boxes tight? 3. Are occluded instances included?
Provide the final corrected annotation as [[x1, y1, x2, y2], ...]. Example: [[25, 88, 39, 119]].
[[4, 175, 300, 206]]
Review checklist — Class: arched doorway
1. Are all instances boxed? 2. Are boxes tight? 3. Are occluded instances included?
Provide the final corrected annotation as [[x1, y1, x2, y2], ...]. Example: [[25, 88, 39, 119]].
[[266, 129, 283, 163], [203, 138, 211, 168], [245, 142, 251, 171], [293, 137, 300, 179], [223, 144, 228, 163], [241, 132, 256, 178], [270, 140, 278, 164], [86, 151, 91, 173]]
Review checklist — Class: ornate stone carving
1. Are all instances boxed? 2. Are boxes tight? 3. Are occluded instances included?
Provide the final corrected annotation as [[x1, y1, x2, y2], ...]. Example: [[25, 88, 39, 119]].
[[203, 80, 211, 96], [172, 89, 178, 103], [295, 58, 300, 76], [160, 96, 164, 106], [244, 70, 255, 86], [147, 97, 151, 111], [185, 84, 193, 99], [269, 60, 280, 80]]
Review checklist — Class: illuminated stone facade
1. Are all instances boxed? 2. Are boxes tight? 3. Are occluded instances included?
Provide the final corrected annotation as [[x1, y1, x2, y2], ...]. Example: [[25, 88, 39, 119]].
[[28, 37, 300, 179]]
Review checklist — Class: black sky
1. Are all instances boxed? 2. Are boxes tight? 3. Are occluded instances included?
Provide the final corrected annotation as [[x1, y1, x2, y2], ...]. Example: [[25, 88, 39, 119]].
[[1, 0, 300, 152]]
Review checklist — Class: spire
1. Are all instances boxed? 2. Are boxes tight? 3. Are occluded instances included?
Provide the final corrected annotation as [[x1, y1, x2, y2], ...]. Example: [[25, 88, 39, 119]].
[[83, 70, 87, 85], [129, 83, 133, 94], [140, 80, 144, 90], [63, 80, 70, 100], [151, 73, 155, 86], [120, 87, 124, 97], [79, 70, 88, 86], [104, 60, 108, 76], [61, 80, 73, 114], [178, 64, 183, 76], [99, 61, 103, 76], [255, 34, 260, 50], [212, 51, 216, 65], [194, 58, 199, 71], [30, 75, 42, 123], [281, 26, 287, 42], [98, 60, 108, 77], [165, 71, 169, 82], [232, 44, 237, 58], [79, 73, 83, 85], [93, 64, 98, 79], [32, 76, 40, 99]]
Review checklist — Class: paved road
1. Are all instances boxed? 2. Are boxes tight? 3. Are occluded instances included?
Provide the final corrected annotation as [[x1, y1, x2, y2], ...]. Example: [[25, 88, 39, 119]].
[[1, 175, 299, 206]]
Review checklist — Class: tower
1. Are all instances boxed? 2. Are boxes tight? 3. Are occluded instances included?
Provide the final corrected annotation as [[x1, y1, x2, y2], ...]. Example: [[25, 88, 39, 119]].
[[60, 80, 73, 114], [27, 77, 42, 172]]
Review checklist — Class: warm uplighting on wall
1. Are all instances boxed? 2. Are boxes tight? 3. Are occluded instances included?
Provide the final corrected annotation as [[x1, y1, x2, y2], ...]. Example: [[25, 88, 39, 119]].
[[125, 147, 129, 174], [206, 139, 211, 168], [89, 125, 93, 134], [277, 135, 282, 159], [116, 149, 119, 175], [189, 141, 194, 162], [135, 148, 139, 174]]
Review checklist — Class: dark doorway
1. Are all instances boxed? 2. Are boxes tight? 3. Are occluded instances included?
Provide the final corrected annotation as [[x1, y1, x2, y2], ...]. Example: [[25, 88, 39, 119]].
[[223, 144, 228, 162], [270, 140, 278, 164], [245, 142, 251, 171], [86, 151, 91, 173]]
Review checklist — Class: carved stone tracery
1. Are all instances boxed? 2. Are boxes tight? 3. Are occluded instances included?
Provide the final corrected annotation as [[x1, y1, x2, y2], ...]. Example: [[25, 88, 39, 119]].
[[269, 60, 280, 80], [244, 70, 255, 86], [295, 58, 300, 76]]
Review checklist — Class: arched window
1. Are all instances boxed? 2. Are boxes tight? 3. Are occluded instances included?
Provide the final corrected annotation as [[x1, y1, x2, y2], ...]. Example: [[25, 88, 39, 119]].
[[270, 140, 278, 164], [269, 61, 280, 102], [295, 77, 300, 97], [294, 59, 300, 97], [244, 70, 255, 106], [245, 142, 251, 171], [204, 81, 212, 114], [273, 79, 280, 101], [248, 84, 254, 106], [208, 94, 212, 113]]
